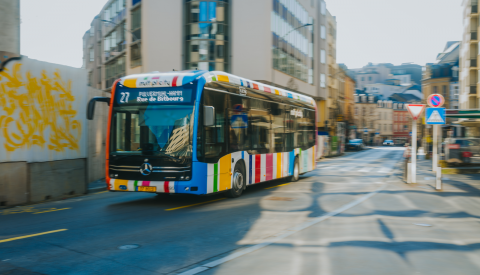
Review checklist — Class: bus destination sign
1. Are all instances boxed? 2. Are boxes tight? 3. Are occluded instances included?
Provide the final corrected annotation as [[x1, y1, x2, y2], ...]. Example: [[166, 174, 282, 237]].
[[115, 86, 194, 105]]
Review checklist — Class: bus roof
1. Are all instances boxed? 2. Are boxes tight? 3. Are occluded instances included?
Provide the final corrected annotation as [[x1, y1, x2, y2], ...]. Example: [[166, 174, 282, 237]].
[[118, 70, 316, 107]]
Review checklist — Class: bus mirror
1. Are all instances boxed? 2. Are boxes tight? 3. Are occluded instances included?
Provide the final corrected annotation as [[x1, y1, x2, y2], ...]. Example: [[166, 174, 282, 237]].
[[204, 106, 215, 126], [87, 97, 110, 120]]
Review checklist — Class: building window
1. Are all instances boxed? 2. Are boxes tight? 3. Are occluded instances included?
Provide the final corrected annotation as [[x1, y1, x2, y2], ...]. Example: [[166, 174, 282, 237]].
[[321, 25, 326, 39], [131, 43, 142, 68], [104, 22, 126, 62], [320, 74, 326, 87], [321, 1, 326, 15], [89, 48, 94, 62], [272, 0, 313, 83], [90, 25, 94, 37], [105, 55, 126, 88], [368, 76, 372, 81], [361, 77, 365, 81], [355, 107, 358, 115], [433, 86, 438, 94], [442, 85, 447, 96], [321, 50, 326, 64], [131, 7, 141, 42], [186, 0, 229, 71]]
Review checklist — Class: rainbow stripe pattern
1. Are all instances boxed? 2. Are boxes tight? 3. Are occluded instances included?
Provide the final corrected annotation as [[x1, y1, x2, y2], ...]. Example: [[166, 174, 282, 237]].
[[109, 147, 315, 194]]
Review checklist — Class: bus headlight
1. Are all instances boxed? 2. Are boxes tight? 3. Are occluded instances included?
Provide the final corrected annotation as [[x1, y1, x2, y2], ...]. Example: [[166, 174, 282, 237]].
[[186, 176, 190, 180]]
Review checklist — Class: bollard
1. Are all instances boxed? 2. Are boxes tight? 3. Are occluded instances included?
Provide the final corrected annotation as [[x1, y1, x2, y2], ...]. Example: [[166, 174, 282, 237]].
[[436, 166, 442, 190]]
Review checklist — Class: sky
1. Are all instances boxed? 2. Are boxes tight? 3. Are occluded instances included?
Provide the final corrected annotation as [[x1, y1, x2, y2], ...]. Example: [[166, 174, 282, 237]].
[[20, 0, 463, 69], [326, 0, 463, 69], [21, 0, 106, 68]]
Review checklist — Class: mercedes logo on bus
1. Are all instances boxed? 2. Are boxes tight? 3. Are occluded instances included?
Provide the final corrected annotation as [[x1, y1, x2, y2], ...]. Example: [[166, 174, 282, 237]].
[[140, 163, 153, 176]]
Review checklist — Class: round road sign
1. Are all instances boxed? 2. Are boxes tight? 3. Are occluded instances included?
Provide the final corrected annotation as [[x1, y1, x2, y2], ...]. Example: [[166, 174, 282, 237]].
[[427, 94, 445, 108]]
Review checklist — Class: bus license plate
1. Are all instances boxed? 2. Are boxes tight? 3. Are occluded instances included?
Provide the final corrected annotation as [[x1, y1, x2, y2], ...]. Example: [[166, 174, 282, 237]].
[[138, 186, 157, 192]]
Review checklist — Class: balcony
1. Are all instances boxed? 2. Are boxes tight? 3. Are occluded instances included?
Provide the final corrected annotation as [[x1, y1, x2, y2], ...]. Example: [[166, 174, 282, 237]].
[[470, 85, 477, 94]]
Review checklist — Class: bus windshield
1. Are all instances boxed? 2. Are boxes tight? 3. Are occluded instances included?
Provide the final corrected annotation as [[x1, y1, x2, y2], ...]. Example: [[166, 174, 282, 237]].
[[111, 105, 195, 159]]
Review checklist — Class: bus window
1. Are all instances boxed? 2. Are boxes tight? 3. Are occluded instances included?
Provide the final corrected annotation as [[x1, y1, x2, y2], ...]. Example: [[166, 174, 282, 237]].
[[228, 94, 250, 152], [297, 109, 316, 150], [201, 89, 227, 162], [285, 106, 296, 152], [249, 99, 271, 154], [272, 103, 285, 153]]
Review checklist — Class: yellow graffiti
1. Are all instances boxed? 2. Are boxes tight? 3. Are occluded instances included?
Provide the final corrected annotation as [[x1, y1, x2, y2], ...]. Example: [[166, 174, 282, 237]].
[[0, 63, 81, 152]]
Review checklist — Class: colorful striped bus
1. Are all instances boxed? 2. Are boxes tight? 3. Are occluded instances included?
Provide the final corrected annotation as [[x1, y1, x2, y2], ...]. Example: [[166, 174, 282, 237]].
[[87, 71, 317, 198]]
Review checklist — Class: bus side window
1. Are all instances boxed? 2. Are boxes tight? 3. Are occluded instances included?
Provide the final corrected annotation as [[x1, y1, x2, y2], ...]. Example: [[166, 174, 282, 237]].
[[249, 99, 271, 154], [228, 95, 250, 152], [272, 103, 285, 153], [285, 106, 296, 152], [202, 90, 227, 162]]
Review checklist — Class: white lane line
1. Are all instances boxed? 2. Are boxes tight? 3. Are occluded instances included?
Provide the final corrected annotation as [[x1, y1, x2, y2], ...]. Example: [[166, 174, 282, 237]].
[[178, 184, 387, 275]]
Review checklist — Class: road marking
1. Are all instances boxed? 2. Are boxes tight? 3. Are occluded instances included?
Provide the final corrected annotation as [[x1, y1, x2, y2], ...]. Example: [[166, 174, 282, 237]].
[[0, 229, 68, 243], [165, 198, 226, 211], [178, 184, 387, 275], [93, 191, 109, 195], [32, 208, 70, 214], [265, 182, 291, 189]]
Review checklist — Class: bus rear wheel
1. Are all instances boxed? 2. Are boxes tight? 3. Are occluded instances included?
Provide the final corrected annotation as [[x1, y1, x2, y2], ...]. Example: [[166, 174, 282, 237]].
[[226, 162, 246, 198], [289, 157, 300, 182]]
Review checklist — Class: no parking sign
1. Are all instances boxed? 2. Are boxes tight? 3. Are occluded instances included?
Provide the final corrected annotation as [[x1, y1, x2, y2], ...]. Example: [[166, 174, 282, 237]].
[[427, 94, 445, 108]]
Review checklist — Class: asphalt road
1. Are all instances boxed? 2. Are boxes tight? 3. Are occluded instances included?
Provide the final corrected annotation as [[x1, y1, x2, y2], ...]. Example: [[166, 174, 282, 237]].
[[1, 147, 479, 275]]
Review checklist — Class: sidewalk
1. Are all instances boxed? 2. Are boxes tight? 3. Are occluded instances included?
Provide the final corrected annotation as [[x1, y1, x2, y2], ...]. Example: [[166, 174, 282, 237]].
[[411, 158, 480, 194], [88, 178, 107, 193]]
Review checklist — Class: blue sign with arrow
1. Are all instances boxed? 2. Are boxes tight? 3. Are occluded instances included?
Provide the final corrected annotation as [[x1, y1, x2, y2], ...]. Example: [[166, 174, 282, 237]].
[[426, 107, 446, 125]]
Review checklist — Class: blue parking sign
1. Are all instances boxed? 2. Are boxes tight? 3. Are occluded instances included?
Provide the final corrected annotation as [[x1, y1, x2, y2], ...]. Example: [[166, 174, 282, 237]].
[[426, 108, 446, 125]]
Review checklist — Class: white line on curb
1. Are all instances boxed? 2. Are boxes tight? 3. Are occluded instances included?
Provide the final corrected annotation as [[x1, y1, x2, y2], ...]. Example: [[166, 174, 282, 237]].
[[178, 184, 387, 275]]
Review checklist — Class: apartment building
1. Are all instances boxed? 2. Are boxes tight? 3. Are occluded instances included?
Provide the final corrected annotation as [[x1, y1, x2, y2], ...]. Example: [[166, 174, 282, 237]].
[[460, 0, 480, 109], [353, 93, 378, 143], [375, 100, 393, 142], [83, 0, 335, 128]]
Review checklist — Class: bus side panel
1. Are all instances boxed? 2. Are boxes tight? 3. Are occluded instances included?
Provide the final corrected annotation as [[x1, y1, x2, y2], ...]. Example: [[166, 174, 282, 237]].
[[191, 161, 208, 194]]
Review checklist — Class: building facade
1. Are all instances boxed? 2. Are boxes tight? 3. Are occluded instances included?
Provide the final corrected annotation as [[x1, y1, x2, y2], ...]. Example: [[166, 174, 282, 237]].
[[83, 0, 336, 128], [392, 103, 411, 145], [0, 0, 20, 55], [375, 100, 393, 143], [353, 93, 378, 144], [460, 0, 480, 109], [422, 62, 459, 109]]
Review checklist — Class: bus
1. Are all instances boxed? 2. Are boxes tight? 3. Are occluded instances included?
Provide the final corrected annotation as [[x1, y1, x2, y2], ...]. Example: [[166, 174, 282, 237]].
[[87, 71, 317, 198]]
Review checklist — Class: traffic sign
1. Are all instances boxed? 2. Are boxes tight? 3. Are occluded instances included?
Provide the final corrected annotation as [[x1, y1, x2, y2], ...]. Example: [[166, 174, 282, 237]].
[[427, 94, 445, 108], [364, 128, 368, 133], [426, 107, 446, 125], [406, 104, 426, 120], [230, 114, 248, 128], [409, 132, 412, 136]]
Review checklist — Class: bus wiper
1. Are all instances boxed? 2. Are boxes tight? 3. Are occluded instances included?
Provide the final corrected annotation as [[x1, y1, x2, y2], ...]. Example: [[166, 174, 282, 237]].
[[156, 151, 182, 162]]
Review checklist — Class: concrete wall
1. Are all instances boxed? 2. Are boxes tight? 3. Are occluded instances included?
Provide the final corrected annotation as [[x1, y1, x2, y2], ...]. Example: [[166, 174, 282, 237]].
[[0, 0, 20, 54], [0, 162, 27, 206], [29, 159, 86, 203], [87, 87, 109, 182]]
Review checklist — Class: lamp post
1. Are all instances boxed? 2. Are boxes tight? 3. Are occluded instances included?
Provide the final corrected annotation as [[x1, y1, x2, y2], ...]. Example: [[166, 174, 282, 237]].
[[101, 20, 139, 42], [272, 23, 313, 86]]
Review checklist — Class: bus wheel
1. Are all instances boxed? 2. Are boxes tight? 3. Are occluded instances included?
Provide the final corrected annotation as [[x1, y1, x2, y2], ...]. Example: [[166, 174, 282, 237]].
[[290, 157, 300, 182], [226, 162, 246, 198]]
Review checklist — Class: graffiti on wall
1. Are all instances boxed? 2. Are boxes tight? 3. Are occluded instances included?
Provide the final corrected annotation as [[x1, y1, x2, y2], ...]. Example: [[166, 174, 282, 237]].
[[0, 58, 87, 162]]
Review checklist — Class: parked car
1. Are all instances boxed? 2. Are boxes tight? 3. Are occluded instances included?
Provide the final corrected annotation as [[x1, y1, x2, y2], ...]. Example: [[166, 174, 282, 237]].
[[383, 140, 394, 146], [346, 139, 364, 151], [445, 138, 480, 164]]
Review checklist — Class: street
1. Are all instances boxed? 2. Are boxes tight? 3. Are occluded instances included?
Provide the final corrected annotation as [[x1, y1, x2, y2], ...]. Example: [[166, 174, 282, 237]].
[[2, 147, 479, 275]]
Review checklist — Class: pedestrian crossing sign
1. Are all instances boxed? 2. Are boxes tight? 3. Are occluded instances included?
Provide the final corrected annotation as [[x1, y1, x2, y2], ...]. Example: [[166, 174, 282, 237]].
[[426, 107, 446, 125]]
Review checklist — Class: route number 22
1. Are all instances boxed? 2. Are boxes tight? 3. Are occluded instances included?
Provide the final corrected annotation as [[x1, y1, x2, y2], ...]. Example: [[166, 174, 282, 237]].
[[120, 92, 130, 103]]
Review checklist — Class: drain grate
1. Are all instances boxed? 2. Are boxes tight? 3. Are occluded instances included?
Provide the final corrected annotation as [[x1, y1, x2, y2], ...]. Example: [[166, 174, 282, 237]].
[[118, 244, 140, 250]]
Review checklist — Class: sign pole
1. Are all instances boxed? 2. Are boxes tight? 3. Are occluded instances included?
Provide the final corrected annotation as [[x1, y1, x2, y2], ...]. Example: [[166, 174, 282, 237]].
[[432, 124, 438, 172], [412, 119, 417, 183]]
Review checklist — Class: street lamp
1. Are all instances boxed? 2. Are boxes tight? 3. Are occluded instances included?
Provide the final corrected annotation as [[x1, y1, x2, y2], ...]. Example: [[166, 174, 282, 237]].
[[272, 23, 313, 85], [101, 19, 139, 42]]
